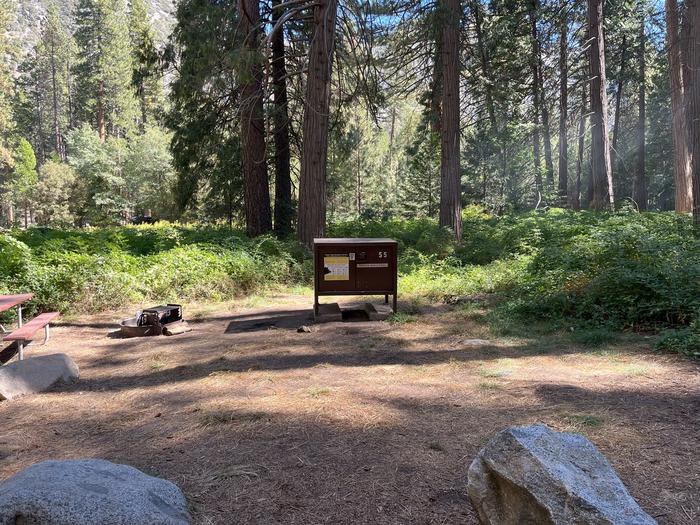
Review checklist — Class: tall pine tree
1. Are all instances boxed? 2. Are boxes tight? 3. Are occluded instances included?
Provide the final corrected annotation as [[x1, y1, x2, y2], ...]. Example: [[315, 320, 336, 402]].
[[16, 3, 74, 162], [129, 0, 164, 132], [0, 0, 15, 170], [0, 0, 17, 225], [74, 0, 136, 141]]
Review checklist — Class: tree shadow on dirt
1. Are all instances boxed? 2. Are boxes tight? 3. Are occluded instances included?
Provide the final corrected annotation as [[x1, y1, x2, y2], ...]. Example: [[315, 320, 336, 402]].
[[7, 384, 690, 524], [58, 337, 577, 393], [534, 383, 700, 425], [223, 309, 314, 333]]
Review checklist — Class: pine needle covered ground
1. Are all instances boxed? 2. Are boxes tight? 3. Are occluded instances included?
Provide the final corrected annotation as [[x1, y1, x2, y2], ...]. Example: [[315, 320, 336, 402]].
[[1, 211, 699, 522], [0, 296, 697, 524]]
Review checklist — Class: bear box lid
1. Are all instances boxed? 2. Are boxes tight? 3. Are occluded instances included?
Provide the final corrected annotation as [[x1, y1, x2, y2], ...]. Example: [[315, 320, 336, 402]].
[[313, 238, 397, 245]]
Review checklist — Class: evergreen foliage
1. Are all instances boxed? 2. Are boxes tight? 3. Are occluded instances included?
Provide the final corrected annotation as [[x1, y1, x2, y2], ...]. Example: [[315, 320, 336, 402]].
[[129, 0, 164, 129], [33, 159, 77, 227], [0, 0, 699, 360], [0, 0, 16, 172], [1, 211, 698, 362], [73, 0, 136, 138], [8, 138, 38, 225], [165, 0, 242, 220]]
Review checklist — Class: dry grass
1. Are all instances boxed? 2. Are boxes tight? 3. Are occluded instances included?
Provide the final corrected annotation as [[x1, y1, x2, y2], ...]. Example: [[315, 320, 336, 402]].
[[0, 297, 698, 524]]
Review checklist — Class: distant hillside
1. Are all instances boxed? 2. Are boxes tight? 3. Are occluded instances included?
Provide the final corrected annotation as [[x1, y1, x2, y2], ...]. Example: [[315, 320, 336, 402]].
[[9, 0, 176, 54]]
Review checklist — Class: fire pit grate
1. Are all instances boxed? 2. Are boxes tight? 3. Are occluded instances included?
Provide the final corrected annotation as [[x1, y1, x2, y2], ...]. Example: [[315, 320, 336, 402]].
[[119, 304, 191, 337]]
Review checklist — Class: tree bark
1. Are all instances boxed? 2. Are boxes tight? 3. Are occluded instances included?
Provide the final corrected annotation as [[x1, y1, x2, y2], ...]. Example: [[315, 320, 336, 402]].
[[573, 85, 586, 211], [684, 0, 700, 228], [430, 30, 443, 135], [97, 79, 106, 143], [439, 0, 461, 238], [271, 0, 292, 238], [557, 2, 568, 206], [611, 34, 627, 179], [138, 85, 147, 133], [665, 0, 693, 212], [67, 64, 74, 130], [634, 10, 647, 210], [529, 0, 543, 194], [388, 106, 396, 164], [356, 145, 362, 217], [539, 57, 555, 186], [588, 0, 614, 209], [297, 0, 338, 248], [238, 0, 272, 237], [472, 0, 503, 201], [49, 37, 65, 160], [34, 70, 46, 162], [472, 1, 496, 129]]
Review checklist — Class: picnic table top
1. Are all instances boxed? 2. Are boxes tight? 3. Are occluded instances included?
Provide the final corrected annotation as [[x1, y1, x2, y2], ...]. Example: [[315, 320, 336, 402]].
[[0, 294, 34, 313]]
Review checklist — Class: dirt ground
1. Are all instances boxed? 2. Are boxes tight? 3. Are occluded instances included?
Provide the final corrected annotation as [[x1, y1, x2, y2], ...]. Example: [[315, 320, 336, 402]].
[[1, 294, 698, 524]]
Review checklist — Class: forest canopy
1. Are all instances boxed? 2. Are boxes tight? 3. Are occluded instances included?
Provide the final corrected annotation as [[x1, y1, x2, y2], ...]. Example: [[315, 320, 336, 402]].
[[1, 0, 700, 358], [1, 0, 699, 236]]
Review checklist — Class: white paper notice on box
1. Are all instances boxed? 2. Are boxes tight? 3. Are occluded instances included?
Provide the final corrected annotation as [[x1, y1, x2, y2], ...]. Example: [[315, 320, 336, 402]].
[[324, 255, 350, 281]]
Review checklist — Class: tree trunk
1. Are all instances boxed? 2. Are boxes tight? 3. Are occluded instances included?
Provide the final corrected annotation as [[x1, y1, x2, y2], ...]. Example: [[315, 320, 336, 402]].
[[297, 0, 338, 248], [49, 38, 65, 160], [34, 74, 46, 163], [611, 34, 627, 179], [588, 0, 614, 209], [430, 30, 443, 135], [539, 57, 555, 186], [665, 0, 693, 212], [238, 0, 272, 237], [356, 146, 362, 217], [438, 0, 462, 239], [573, 86, 586, 211], [271, 0, 293, 238], [684, 0, 700, 229], [388, 106, 396, 165], [529, 0, 543, 194], [97, 79, 106, 143], [67, 61, 74, 130], [472, 1, 496, 129], [557, 2, 568, 206], [139, 86, 147, 133], [473, 0, 502, 201], [634, 10, 647, 210]]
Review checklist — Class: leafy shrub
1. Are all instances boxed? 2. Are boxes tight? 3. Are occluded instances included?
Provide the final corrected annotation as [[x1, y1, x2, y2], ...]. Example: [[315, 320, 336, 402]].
[[328, 217, 456, 257], [0, 234, 32, 278], [1, 223, 312, 314], [655, 317, 700, 359], [570, 327, 617, 348], [2, 209, 699, 354], [508, 212, 700, 328]]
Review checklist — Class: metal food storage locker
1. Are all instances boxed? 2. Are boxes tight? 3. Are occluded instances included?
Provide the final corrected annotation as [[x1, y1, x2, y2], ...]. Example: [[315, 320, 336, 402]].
[[313, 238, 398, 317]]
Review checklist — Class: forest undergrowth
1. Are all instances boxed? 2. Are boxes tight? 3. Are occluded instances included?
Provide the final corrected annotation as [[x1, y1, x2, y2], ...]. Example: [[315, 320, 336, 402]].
[[1, 206, 698, 358]]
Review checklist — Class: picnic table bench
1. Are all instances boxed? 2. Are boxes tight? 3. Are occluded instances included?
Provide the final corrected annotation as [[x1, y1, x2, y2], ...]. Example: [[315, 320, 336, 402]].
[[0, 294, 59, 361]]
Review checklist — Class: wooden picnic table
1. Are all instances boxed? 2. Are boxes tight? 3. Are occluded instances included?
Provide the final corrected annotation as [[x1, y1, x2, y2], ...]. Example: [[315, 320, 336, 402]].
[[0, 294, 34, 328]]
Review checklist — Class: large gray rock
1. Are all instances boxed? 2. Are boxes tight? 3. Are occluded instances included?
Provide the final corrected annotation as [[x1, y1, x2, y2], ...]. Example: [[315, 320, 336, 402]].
[[0, 459, 191, 525], [467, 424, 656, 525], [0, 353, 79, 400]]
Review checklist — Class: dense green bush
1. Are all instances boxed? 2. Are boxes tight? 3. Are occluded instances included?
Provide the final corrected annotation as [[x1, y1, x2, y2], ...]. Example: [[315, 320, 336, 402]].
[[0, 223, 311, 316], [655, 320, 700, 359], [328, 217, 457, 258], [2, 211, 699, 360], [0, 235, 32, 278], [504, 211, 700, 328]]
